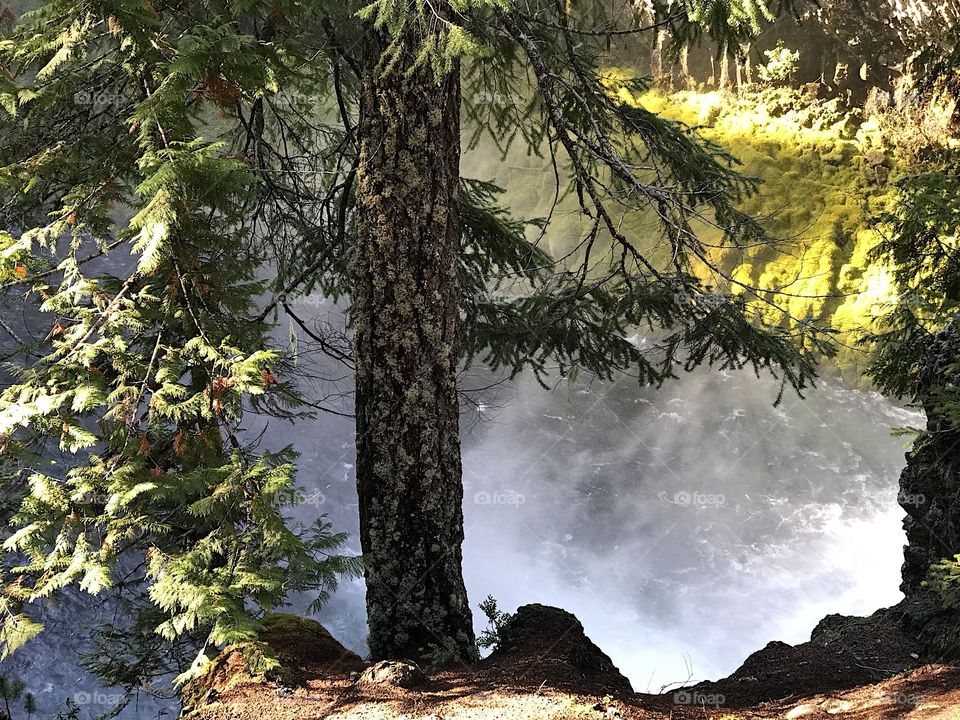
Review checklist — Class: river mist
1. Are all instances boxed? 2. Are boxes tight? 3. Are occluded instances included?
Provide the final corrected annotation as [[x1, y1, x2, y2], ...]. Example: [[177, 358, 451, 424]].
[[0, 313, 919, 714], [0, 131, 921, 718], [285, 332, 918, 689]]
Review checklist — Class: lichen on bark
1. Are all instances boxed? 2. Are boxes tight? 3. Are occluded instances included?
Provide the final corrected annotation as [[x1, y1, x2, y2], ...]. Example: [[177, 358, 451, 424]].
[[352, 28, 476, 664]]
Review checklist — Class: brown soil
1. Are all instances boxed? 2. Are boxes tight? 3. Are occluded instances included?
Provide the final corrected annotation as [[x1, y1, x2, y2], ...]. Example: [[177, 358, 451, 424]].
[[181, 605, 960, 720]]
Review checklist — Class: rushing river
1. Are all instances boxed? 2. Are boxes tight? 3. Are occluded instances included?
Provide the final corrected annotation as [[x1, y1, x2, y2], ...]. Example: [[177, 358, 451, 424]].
[[0, 311, 922, 715], [458, 368, 919, 690]]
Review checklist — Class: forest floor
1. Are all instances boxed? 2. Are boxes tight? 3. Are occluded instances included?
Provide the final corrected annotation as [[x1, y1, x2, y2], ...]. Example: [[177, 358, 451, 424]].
[[182, 606, 960, 720]]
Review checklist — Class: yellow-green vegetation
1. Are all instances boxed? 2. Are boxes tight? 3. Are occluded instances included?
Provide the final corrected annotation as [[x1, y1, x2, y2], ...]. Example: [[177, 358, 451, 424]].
[[464, 70, 955, 383], [623, 80, 914, 379]]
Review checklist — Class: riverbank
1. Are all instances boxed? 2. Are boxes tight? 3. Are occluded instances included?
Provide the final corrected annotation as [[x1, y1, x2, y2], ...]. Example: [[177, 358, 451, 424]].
[[180, 605, 960, 720]]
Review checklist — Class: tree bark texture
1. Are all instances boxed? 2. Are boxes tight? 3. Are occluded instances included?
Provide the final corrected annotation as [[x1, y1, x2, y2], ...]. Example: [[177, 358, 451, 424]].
[[352, 34, 477, 664]]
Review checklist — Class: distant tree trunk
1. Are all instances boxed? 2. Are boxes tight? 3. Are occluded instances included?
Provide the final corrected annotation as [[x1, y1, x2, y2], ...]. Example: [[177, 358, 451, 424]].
[[652, 30, 665, 87], [353, 32, 477, 664], [738, 43, 752, 92], [719, 52, 731, 91], [681, 46, 692, 88]]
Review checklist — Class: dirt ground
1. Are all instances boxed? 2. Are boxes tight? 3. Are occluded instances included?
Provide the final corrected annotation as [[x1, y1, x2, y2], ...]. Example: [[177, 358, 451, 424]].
[[182, 606, 960, 720]]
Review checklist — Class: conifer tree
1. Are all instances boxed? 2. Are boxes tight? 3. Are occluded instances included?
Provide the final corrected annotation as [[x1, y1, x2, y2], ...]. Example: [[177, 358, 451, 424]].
[[0, 0, 827, 685], [0, 0, 360, 687], [351, 0, 823, 663]]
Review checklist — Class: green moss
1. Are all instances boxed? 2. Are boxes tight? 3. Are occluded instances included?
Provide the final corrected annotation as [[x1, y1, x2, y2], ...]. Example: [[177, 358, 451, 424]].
[[624, 85, 904, 382], [180, 614, 361, 714], [180, 640, 282, 716], [463, 79, 912, 384], [261, 612, 327, 636]]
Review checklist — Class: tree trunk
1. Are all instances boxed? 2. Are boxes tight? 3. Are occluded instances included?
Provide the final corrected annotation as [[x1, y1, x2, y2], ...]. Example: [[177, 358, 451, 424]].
[[718, 52, 731, 91], [738, 43, 752, 92], [680, 46, 692, 89], [352, 36, 477, 664], [652, 30, 664, 87]]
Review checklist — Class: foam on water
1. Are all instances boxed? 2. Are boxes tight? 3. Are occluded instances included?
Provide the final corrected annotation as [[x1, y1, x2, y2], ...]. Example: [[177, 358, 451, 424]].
[[460, 368, 920, 687]]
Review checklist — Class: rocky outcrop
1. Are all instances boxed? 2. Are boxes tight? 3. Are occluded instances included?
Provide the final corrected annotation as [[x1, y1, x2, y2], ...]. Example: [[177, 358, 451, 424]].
[[358, 659, 426, 688], [901, 317, 960, 593], [180, 613, 363, 716], [681, 606, 924, 707], [480, 603, 633, 695], [255, 613, 363, 672], [174, 604, 960, 720], [898, 316, 960, 656]]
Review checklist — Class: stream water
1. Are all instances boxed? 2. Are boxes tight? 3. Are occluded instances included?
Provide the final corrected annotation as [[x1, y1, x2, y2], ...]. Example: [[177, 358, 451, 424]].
[[307, 362, 919, 693]]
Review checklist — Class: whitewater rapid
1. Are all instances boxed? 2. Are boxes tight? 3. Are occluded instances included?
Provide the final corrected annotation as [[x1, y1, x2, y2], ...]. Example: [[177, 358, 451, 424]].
[[457, 369, 919, 690]]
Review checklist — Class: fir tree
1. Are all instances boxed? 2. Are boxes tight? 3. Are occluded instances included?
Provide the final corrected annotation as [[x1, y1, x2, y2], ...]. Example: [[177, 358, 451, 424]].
[[0, 0, 361, 689], [0, 675, 32, 720], [350, 0, 827, 663], [0, 0, 830, 685]]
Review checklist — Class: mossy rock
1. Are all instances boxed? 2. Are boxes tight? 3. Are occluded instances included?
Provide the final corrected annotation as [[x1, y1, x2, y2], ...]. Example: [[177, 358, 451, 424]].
[[493, 84, 907, 378], [259, 612, 363, 670], [180, 613, 363, 716], [180, 641, 285, 716], [755, 140, 782, 157], [820, 143, 856, 166], [488, 604, 633, 694], [359, 659, 427, 688]]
